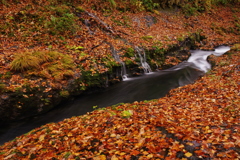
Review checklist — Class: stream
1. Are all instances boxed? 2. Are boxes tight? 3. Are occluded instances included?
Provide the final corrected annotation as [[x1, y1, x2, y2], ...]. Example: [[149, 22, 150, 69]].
[[0, 46, 230, 145]]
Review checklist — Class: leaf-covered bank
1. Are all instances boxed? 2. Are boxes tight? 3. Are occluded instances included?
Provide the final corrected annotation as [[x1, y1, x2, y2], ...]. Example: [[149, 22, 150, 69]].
[[0, 1, 239, 121], [0, 50, 239, 159]]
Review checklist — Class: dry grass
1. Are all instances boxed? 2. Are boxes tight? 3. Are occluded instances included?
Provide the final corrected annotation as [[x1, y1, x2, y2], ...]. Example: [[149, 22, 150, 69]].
[[10, 52, 40, 71]]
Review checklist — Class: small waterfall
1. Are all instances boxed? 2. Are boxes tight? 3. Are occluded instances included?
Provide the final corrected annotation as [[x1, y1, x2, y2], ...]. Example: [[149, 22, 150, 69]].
[[213, 45, 231, 56], [81, 11, 153, 77], [104, 41, 128, 80], [121, 63, 128, 80], [163, 46, 230, 74], [80, 10, 230, 76], [187, 46, 230, 72], [135, 46, 152, 73]]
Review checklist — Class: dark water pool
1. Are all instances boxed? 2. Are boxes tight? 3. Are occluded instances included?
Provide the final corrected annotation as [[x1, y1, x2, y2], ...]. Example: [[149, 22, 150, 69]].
[[0, 66, 203, 145]]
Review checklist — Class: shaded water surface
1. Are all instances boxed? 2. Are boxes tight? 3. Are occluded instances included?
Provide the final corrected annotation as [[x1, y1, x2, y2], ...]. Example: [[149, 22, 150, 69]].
[[0, 67, 203, 145]]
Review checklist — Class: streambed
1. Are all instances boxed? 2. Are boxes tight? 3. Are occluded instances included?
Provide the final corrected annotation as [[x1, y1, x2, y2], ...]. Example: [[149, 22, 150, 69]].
[[0, 67, 203, 145], [0, 46, 230, 145]]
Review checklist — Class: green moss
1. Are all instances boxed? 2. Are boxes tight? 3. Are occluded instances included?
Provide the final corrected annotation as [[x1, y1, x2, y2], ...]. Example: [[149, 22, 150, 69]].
[[0, 152, 6, 155], [111, 103, 125, 109], [177, 34, 185, 41], [0, 0, 8, 5], [46, 13, 78, 35], [141, 35, 153, 41], [76, 6, 85, 12], [3, 71, 12, 79], [143, 45, 166, 69], [101, 55, 119, 68], [78, 52, 87, 58], [108, 110, 117, 116], [45, 51, 75, 77], [64, 152, 71, 159], [124, 59, 134, 65], [76, 66, 110, 91], [0, 83, 6, 92], [182, 3, 201, 16], [46, 60, 75, 81], [124, 47, 135, 57], [232, 43, 240, 51], [0, 23, 11, 35], [41, 98, 51, 105], [218, 61, 230, 66], [2, 2, 80, 39], [66, 45, 84, 51], [60, 90, 70, 98], [121, 110, 133, 118], [52, 4, 70, 16]]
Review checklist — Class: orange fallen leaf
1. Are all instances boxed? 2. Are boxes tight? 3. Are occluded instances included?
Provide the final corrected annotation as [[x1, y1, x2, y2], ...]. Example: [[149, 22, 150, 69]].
[[185, 152, 192, 157]]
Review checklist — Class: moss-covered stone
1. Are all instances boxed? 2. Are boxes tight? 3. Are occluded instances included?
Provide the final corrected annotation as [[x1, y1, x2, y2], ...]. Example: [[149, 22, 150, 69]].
[[60, 90, 70, 98]]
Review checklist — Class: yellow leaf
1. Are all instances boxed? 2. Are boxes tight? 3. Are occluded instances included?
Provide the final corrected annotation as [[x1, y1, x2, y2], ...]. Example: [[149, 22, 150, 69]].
[[68, 132, 73, 137], [111, 155, 119, 160], [205, 126, 212, 133], [185, 152, 192, 157], [39, 135, 45, 142], [93, 155, 106, 160], [147, 154, 153, 158]]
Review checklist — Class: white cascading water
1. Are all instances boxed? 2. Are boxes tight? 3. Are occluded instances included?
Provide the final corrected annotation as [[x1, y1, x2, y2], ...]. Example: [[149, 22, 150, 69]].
[[105, 41, 128, 80], [135, 46, 152, 73], [187, 46, 231, 72], [126, 45, 231, 81]]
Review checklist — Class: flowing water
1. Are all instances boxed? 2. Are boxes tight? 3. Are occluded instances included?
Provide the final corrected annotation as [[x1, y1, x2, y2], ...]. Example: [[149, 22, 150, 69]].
[[0, 46, 230, 145], [135, 46, 152, 73]]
